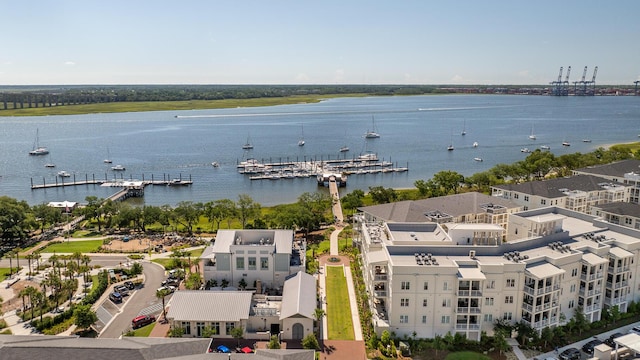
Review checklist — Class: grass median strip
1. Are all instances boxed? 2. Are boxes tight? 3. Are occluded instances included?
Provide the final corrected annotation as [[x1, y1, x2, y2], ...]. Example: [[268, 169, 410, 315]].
[[326, 265, 355, 340], [40, 240, 103, 253]]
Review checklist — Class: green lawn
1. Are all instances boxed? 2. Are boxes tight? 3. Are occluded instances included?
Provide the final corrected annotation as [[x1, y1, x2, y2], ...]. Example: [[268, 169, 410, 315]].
[[0, 268, 10, 282], [40, 240, 103, 253], [326, 266, 355, 340], [445, 352, 492, 360], [132, 322, 156, 337]]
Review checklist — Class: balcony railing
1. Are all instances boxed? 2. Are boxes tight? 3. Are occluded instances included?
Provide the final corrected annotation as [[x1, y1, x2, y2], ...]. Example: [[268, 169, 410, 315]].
[[456, 307, 482, 314], [609, 266, 631, 274], [522, 303, 533, 312], [455, 323, 481, 330], [374, 274, 388, 281], [580, 272, 604, 282], [606, 281, 629, 290], [373, 291, 387, 297], [605, 297, 626, 306], [585, 304, 601, 313], [457, 290, 482, 297], [579, 288, 601, 297]]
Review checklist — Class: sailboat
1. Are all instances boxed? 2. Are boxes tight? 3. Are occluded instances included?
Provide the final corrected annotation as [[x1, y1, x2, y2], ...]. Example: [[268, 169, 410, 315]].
[[447, 133, 454, 151], [242, 134, 254, 150], [103, 147, 112, 164], [297, 124, 305, 146], [529, 124, 536, 140], [365, 116, 380, 138], [461, 120, 466, 136], [44, 154, 56, 168], [29, 129, 49, 155], [339, 145, 349, 152]]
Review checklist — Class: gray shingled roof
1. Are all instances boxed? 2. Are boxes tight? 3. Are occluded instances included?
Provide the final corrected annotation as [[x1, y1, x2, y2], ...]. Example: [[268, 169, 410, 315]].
[[595, 202, 640, 218], [0, 336, 210, 360], [359, 191, 520, 222], [279, 271, 316, 320], [493, 174, 627, 198], [575, 159, 640, 178], [166, 291, 253, 322]]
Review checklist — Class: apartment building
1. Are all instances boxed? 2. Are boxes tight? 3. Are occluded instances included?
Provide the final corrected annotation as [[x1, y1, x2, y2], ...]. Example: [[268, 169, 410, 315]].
[[200, 229, 305, 291], [592, 202, 640, 230], [573, 159, 640, 204], [354, 206, 640, 340], [491, 174, 630, 213]]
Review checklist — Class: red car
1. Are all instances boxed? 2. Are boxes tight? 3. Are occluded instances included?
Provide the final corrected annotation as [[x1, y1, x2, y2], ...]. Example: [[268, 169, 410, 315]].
[[131, 315, 156, 329]]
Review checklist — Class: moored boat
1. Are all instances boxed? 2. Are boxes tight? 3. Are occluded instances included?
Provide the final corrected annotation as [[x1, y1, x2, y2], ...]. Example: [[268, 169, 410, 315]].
[[57, 171, 71, 177], [111, 164, 126, 171]]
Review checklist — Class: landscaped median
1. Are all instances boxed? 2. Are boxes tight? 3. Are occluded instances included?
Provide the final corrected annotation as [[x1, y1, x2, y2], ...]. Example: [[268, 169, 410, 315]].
[[325, 266, 355, 340]]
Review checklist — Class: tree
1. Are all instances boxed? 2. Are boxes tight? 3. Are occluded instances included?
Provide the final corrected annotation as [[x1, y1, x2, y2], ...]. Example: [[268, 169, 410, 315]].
[[368, 186, 397, 204], [302, 333, 320, 350], [341, 189, 364, 214], [237, 194, 261, 229], [169, 327, 186, 337], [432, 334, 445, 356], [540, 326, 554, 348], [238, 278, 247, 290], [230, 326, 244, 347], [432, 170, 465, 194], [202, 326, 217, 338], [156, 287, 172, 320], [173, 201, 202, 235], [573, 306, 589, 335], [493, 331, 509, 356], [74, 304, 98, 331], [610, 304, 621, 325], [268, 334, 281, 349], [0, 196, 33, 244], [184, 272, 202, 290], [313, 308, 325, 337]]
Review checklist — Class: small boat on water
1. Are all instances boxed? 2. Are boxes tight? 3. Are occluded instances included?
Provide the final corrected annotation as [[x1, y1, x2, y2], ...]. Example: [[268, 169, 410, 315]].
[[339, 146, 349, 152], [540, 145, 551, 150], [57, 171, 71, 178], [529, 124, 536, 140], [104, 147, 112, 163], [474, 157, 483, 162], [521, 148, 531, 153], [297, 124, 305, 146], [111, 164, 125, 171], [29, 129, 49, 156], [358, 151, 378, 161], [472, 142, 478, 148], [461, 120, 467, 136], [45, 163, 56, 168], [562, 141, 571, 147], [582, 139, 592, 143], [447, 144, 454, 151], [364, 116, 380, 139], [211, 161, 220, 167]]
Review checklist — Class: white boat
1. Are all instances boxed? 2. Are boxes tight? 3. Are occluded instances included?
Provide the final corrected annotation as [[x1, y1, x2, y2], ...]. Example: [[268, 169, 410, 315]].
[[29, 129, 49, 155], [45, 163, 56, 168], [461, 120, 467, 136], [297, 124, 305, 146], [472, 142, 479, 148], [364, 116, 380, 138], [339, 146, 349, 152], [111, 164, 125, 171], [529, 124, 536, 140], [447, 133, 454, 151], [540, 145, 551, 150], [57, 171, 71, 178], [474, 157, 483, 162], [582, 139, 592, 143], [242, 134, 253, 150], [211, 161, 220, 167], [521, 148, 531, 153], [358, 151, 378, 161], [103, 147, 112, 164], [562, 141, 571, 147]]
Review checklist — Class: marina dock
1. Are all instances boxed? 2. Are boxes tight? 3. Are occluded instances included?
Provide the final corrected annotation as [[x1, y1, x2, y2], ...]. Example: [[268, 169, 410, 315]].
[[30, 173, 193, 189]]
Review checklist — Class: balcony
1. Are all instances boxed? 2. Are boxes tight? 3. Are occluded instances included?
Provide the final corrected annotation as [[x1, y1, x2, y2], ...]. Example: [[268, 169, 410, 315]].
[[456, 307, 482, 314], [585, 304, 601, 313], [522, 303, 533, 312], [455, 323, 481, 330], [457, 290, 482, 297], [605, 297, 626, 306], [579, 288, 601, 297], [606, 281, 629, 290], [609, 266, 631, 274], [373, 291, 387, 298], [374, 274, 388, 281], [580, 272, 604, 282]]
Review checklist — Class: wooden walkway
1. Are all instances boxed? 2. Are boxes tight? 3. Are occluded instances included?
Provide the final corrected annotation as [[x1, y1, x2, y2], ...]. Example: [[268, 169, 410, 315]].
[[328, 179, 344, 224]]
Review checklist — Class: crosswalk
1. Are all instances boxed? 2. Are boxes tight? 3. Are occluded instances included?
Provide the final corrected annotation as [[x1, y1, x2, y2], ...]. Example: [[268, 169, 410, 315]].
[[138, 302, 163, 316]]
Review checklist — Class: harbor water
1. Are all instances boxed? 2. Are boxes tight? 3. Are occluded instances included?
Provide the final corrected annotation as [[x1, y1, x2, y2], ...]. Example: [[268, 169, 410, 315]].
[[0, 94, 638, 207]]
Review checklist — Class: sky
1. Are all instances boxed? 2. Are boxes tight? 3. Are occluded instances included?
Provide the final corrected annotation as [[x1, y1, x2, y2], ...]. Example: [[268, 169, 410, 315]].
[[1, 1, 639, 85]]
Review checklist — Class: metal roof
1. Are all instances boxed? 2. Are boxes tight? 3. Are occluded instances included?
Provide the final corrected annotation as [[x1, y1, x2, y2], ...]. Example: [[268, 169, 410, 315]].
[[526, 263, 564, 279], [166, 291, 253, 322], [279, 271, 316, 320]]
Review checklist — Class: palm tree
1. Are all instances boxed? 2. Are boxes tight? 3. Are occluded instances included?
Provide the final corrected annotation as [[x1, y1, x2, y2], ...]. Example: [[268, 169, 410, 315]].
[[4, 250, 15, 278], [156, 287, 172, 320], [24, 286, 38, 320], [313, 308, 325, 338]]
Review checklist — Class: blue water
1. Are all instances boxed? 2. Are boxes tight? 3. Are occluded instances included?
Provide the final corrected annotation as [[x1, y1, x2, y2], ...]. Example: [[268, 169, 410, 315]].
[[0, 95, 638, 206]]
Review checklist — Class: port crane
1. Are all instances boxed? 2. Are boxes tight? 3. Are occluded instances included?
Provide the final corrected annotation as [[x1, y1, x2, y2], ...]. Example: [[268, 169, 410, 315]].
[[551, 66, 564, 96], [585, 66, 598, 95], [574, 66, 588, 95]]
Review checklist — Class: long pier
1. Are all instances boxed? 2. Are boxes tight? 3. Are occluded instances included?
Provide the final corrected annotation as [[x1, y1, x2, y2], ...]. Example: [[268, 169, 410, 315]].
[[30, 173, 193, 189]]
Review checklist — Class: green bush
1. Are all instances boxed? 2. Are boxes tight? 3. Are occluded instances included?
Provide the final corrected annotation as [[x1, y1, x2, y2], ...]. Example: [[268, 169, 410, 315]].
[[83, 270, 109, 305]]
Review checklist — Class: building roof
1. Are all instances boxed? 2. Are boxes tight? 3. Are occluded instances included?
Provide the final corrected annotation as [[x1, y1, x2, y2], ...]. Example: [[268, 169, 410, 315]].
[[614, 333, 640, 354], [48, 200, 77, 208], [494, 174, 626, 198], [457, 267, 486, 280], [209, 230, 293, 254], [574, 159, 640, 178], [609, 246, 634, 258], [279, 271, 316, 320], [166, 291, 253, 322], [526, 263, 564, 279], [582, 252, 607, 266], [359, 192, 520, 222], [594, 202, 640, 218], [0, 336, 210, 360]]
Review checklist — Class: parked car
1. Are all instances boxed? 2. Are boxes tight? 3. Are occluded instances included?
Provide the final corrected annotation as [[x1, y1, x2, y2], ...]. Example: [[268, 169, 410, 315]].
[[630, 326, 640, 335], [109, 292, 123, 303], [559, 347, 581, 360], [131, 315, 156, 329], [124, 281, 135, 290], [581, 339, 603, 355], [605, 332, 626, 348], [114, 285, 129, 295]]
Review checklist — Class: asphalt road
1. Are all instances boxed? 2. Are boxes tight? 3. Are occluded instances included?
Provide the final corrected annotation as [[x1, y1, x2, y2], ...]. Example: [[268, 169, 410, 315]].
[[98, 261, 167, 338]]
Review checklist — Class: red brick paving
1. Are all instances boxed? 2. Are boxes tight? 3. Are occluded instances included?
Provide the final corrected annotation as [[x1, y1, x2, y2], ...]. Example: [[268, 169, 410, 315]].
[[320, 340, 367, 360]]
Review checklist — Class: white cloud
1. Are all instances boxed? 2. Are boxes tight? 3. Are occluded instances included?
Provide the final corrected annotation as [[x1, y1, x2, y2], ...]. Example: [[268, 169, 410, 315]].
[[451, 75, 464, 83], [64, 61, 76, 66], [295, 73, 309, 82]]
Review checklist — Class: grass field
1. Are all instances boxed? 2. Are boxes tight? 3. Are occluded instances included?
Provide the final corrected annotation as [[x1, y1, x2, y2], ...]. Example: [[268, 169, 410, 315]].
[[445, 352, 492, 360], [132, 322, 156, 337], [326, 265, 355, 340], [41, 240, 103, 253], [0, 94, 366, 117], [0, 268, 11, 282]]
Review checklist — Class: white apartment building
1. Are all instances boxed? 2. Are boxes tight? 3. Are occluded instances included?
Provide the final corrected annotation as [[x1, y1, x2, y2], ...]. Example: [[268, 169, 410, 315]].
[[354, 206, 640, 340], [573, 159, 640, 204], [592, 202, 640, 231], [491, 174, 630, 213], [200, 229, 305, 291]]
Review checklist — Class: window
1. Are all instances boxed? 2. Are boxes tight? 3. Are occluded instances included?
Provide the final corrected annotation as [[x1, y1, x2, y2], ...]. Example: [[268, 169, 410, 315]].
[[423, 282, 429, 290], [524, 195, 529, 201], [248, 257, 256, 270], [505, 296, 513, 304], [442, 299, 451, 308], [572, 268, 578, 277], [211, 322, 220, 335], [423, 299, 428, 307], [196, 322, 205, 337], [570, 284, 576, 293], [401, 281, 411, 290], [568, 300, 575, 309], [400, 315, 409, 323], [541, 199, 546, 205], [506, 279, 515, 287], [401, 298, 409, 307], [514, 194, 519, 199], [503, 312, 512, 321], [441, 315, 450, 324], [484, 314, 493, 322], [226, 322, 235, 335], [260, 257, 269, 270], [236, 257, 245, 270], [443, 281, 449, 291], [422, 315, 427, 324], [181, 321, 191, 335], [486, 280, 495, 289], [485, 297, 494, 306]]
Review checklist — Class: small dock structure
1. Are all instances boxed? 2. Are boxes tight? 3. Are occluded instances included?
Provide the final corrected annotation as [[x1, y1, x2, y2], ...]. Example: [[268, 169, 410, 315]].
[[317, 173, 347, 187]]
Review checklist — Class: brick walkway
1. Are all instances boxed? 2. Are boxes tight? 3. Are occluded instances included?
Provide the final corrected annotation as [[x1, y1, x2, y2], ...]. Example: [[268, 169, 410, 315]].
[[320, 340, 367, 360]]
